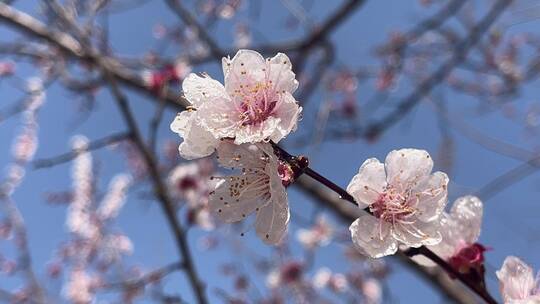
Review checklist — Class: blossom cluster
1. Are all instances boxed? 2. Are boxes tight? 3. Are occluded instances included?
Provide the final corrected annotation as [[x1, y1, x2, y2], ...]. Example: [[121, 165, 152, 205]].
[[60, 135, 134, 303], [170, 49, 464, 255], [170, 49, 301, 244], [171, 49, 536, 303], [0, 77, 46, 301]]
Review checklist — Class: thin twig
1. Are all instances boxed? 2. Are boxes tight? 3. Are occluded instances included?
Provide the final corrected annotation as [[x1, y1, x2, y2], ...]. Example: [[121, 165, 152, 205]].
[[475, 157, 540, 201], [149, 85, 168, 153], [164, 0, 224, 59], [101, 261, 184, 290], [33, 131, 131, 169]]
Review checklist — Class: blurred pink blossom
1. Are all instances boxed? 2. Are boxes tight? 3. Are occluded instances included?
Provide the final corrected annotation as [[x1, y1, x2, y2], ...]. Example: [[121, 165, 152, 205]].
[[497, 256, 540, 303], [296, 215, 334, 249], [0, 60, 15, 76]]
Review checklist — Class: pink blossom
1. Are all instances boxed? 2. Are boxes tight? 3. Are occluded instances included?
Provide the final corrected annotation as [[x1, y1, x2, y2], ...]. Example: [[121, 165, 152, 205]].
[[67, 136, 98, 239], [362, 278, 382, 304], [0, 60, 15, 76], [168, 160, 216, 230], [168, 161, 212, 207], [296, 215, 334, 249], [11, 129, 37, 163], [497, 256, 540, 304], [63, 269, 96, 304], [99, 234, 134, 264], [414, 196, 485, 271], [187, 207, 215, 231], [267, 261, 304, 289], [170, 49, 302, 159], [97, 174, 132, 221], [142, 59, 192, 93], [209, 141, 289, 244], [312, 268, 349, 293], [347, 149, 448, 258]]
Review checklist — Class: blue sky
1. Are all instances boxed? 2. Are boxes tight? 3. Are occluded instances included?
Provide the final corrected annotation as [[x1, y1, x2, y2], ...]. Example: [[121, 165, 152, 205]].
[[2, 0, 540, 303]]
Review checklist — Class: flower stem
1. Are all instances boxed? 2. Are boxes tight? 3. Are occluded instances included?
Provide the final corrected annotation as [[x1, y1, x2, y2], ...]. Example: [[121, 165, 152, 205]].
[[303, 167, 356, 205]]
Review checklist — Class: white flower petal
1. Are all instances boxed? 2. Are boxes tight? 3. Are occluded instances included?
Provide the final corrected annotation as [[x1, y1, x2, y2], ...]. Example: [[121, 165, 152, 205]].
[[211, 141, 290, 244], [224, 49, 266, 94], [313, 268, 332, 289], [171, 111, 219, 160], [209, 177, 271, 223], [178, 125, 219, 160], [195, 208, 215, 231], [362, 278, 382, 304], [424, 213, 461, 260], [385, 149, 433, 186], [233, 116, 280, 144], [216, 141, 269, 169], [347, 158, 386, 208], [391, 220, 442, 248], [170, 111, 193, 138], [450, 195, 483, 244], [255, 173, 289, 245], [222, 56, 232, 79], [497, 256, 537, 302], [269, 92, 302, 143], [414, 171, 449, 222], [197, 95, 239, 139], [423, 196, 483, 261], [182, 73, 227, 107], [266, 52, 298, 94], [349, 213, 397, 258]]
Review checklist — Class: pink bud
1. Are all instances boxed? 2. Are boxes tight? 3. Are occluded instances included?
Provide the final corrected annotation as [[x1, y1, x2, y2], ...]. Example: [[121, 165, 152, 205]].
[[449, 243, 487, 273], [0, 61, 15, 76]]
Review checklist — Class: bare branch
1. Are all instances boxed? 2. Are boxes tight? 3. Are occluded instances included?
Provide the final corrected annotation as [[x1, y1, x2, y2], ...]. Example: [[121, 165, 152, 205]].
[[101, 261, 184, 290], [164, 0, 224, 59], [102, 70, 208, 304], [364, 0, 512, 139], [32, 131, 131, 169], [0, 3, 187, 110], [475, 157, 540, 201]]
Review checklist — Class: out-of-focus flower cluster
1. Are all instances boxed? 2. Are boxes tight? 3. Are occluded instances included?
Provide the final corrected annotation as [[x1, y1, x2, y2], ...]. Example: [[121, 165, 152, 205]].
[[0, 77, 46, 301], [167, 157, 217, 230], [56, 135, 135, 303], [3, 78, 45, 195]]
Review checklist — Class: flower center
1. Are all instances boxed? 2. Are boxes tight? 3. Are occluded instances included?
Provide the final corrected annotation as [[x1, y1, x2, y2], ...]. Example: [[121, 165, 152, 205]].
[[370, 188, 417, 223], [236, 82, 278, 126], [177, 177, 198, 191], [277, 161, 294, 187]]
